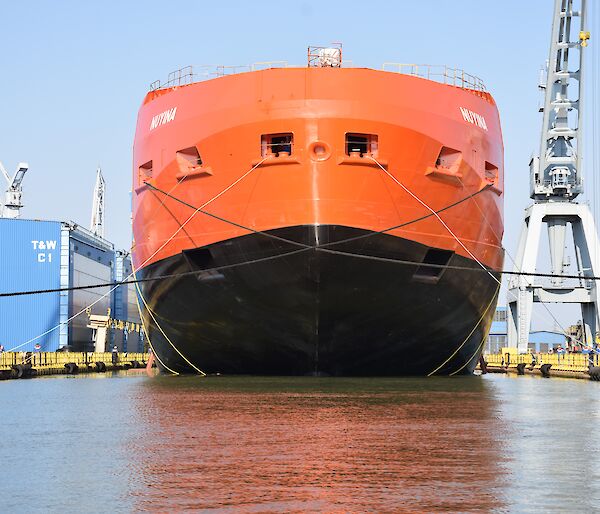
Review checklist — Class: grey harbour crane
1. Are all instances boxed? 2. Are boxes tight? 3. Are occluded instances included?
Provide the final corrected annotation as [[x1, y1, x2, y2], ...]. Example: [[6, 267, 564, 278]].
[[507, 0, 599, 351], [0, 161, 29, 219], [90, 167, 106, 238]]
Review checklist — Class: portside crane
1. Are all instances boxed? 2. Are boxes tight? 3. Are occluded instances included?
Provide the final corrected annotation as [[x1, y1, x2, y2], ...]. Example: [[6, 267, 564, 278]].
[[90, 167, 106, 238], [508, 0, 599, 351], [0, 161, 29, 218]]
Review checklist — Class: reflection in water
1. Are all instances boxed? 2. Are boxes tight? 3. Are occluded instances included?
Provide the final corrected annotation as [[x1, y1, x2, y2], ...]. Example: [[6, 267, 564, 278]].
[[131, 377, 509, 512], [3, 373, 600, 512]]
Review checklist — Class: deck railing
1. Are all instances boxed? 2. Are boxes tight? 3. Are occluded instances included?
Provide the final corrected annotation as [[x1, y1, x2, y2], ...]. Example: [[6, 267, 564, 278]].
[[381, 63, 487, 92], [149, 62, 487, 93]]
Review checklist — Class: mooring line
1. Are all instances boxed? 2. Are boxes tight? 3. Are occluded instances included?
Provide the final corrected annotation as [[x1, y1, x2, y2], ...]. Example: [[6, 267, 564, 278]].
[[455, 174, 589, 349], [132, 261, 206, 375], [367, 155, 501, 286], [449, 333, 489, 377], [427, 284, 500, 377], [132, 275, 179, 375], [142, 181, 313, 250], [145, 179, 495, 256], [5, 158, 268, 353]]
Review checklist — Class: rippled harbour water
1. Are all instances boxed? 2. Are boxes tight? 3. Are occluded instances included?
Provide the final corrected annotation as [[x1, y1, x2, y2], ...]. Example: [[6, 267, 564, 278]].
[[1, 372, 599, 513]]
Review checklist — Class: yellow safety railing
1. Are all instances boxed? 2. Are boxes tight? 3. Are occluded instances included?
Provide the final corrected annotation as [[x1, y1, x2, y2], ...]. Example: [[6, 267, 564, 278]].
[[0, 352, 149, 371], [484, 352, 599, 372]]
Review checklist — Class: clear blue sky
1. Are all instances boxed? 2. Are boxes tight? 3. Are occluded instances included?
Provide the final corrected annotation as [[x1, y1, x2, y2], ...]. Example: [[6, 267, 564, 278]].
[[1, 0, 598, 327]]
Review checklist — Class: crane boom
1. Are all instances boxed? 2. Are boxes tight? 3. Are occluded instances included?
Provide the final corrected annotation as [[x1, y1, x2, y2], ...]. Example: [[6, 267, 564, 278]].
[[0, 161, 29, 218], [531, 0, 589, 200], [90, 167, 106, 238]]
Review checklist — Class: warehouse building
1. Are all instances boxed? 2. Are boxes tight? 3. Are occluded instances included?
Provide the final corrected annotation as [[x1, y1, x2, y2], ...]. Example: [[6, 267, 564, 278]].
[[112, 250, 144, 352], [485, 305, 567, 354], [0, 218, 142, 352]]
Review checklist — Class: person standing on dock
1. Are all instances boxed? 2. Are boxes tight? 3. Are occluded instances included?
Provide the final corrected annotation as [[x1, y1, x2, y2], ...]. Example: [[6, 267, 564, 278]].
[[111, 345, 118, 366], [593, 344, 600, 368]]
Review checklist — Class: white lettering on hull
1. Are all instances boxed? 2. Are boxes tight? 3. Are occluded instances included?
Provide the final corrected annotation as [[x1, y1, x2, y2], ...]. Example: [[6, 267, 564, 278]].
[[459, 107, 488, 131], [150, 107, 177, 131]]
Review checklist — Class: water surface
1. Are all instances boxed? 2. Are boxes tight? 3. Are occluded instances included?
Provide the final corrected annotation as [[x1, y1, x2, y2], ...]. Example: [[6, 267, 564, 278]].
[[1, 373, 599, 512]]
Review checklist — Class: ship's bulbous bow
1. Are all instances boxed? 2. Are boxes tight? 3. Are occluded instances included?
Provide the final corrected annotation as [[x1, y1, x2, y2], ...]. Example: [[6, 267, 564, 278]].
[[137, 225, 500, 376]]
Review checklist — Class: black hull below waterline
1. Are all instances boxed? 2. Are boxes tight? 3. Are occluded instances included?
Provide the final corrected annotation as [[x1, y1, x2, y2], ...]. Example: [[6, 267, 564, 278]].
[[136, 225, 501, 376]]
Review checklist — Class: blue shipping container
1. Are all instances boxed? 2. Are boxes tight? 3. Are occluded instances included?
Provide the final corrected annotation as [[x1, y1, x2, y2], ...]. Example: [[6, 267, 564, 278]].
[[0, 219, 62, 351]]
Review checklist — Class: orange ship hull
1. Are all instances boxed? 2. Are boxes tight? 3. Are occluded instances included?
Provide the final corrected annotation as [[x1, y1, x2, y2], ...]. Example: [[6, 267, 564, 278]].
[[132, 67, 504, 375]]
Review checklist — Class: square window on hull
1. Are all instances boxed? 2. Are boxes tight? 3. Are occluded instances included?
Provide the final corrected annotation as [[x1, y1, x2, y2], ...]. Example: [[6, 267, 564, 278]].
[[345, 133, 378, 157], [485, 161, 498, 183], [261, 133, 293, 157], [413, 248, 454, 283], [183, 247, 213, 270], [434, 147, 461, 170], [177, 146, 202, 167], [138, 160, 153, 182]]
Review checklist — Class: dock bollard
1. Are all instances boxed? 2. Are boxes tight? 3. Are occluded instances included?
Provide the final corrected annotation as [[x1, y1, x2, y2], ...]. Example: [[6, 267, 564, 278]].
[[64, 363, 79, 374], [540, 364, 552, 378], [516, 363, 527, 375], [478, 355, 488, 374], [11, 363, 33, 379], [589, 366, 600, 381]]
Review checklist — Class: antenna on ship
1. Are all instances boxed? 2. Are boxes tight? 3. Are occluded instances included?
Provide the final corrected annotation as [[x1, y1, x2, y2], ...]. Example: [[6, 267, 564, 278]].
[[507, 0, 599, 351], [0, 160, 29, 219], [90, 166, 106, 238]]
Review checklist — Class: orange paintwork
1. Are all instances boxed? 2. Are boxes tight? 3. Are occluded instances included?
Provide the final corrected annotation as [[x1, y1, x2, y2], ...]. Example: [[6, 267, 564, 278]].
[[132, 67, 503, 271]]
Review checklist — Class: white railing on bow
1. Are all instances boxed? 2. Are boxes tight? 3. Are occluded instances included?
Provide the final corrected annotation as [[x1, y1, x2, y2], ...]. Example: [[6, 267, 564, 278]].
[[149, 62, 487, 93], [382, 63, 487, 92]]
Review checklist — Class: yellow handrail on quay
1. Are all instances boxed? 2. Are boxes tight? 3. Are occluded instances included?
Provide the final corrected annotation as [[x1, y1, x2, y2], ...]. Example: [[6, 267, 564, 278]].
[[0, 352, 149, 371], [484, 351, 599, 373]]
